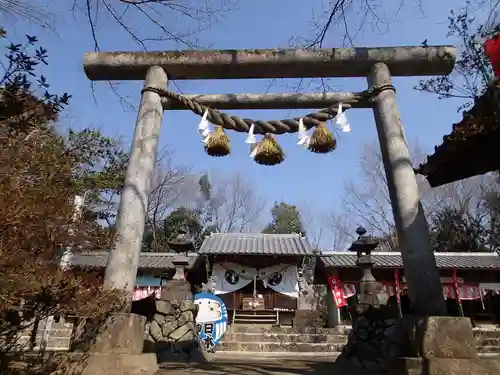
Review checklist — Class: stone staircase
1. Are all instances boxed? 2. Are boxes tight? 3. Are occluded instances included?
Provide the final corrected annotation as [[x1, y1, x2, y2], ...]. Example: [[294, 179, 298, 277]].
[[475, 327, 500, 357], [215, 324, 500, 358], [216, 325, 348, 358]]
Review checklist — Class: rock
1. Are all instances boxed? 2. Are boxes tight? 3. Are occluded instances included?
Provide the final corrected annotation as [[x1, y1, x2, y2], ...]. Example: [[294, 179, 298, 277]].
[[169, 322, 194, 341], [384, 318, 397, 327], [178, 311, 194, 326], [180, 299, 194, 312], [336, 304, 402, 371], [154, 314, 165, 325], [148, 298, 204, 363], [162, 321, 177, 337], [149, 321, 163, 342], [358, 329, 369, 341], [156, 300, 173, 315], [361, 359, 383, 372]]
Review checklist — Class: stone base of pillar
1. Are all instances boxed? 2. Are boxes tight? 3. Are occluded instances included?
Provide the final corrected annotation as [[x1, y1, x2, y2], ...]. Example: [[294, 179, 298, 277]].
[[389, 357, 500, 375], [74, 353, 158, 375], [71, 313, 158, 375], [403, 316, 477, 358], [389, 316, 500, 375]]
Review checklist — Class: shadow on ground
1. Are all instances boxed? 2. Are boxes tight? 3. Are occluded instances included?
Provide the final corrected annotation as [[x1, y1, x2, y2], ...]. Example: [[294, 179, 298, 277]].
[[158, 358, 375, 375]]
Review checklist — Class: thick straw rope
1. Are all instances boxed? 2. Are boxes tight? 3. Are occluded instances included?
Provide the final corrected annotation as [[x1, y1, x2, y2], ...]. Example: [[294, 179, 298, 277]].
[[142, 84, 395, 135]]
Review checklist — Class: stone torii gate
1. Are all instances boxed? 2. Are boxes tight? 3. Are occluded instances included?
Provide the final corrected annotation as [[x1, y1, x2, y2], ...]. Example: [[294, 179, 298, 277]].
[[83, 46, 456, 317]]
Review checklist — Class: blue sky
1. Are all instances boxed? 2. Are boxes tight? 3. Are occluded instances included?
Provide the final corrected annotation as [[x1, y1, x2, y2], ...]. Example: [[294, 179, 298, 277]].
[[2, 0, 488, 245]]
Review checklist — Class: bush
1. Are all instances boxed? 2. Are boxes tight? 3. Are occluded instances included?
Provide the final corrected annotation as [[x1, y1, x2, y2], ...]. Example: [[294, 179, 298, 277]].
[[0, 28, 123, 375]]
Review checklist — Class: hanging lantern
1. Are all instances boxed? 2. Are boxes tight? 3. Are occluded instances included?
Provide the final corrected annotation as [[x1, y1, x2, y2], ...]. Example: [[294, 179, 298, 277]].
[[253, 134, 285, 166], [204, 125, 230, 157], [308, 122, 337, 154]]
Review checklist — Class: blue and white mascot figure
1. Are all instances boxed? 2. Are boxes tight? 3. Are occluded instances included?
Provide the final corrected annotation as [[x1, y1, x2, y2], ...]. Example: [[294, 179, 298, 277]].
[[193, 292, 228, 353]]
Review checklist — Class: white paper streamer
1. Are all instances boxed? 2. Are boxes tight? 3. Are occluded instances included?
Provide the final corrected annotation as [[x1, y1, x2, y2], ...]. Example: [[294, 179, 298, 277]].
[[249, 144, 259, 158], [246, 124, 260, 158], [198, 109, 211, 138], [245, 124, 257, 144], [297, 118, 310, 149], [335, 103, 351, 133]]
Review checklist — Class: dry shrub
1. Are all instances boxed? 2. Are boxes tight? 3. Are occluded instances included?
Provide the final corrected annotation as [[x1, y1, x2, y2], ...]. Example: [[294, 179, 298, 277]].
[[0, 30, 124, 375]]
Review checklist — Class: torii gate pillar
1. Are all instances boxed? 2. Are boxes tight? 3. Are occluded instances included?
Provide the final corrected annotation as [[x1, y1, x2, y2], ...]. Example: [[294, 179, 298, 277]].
[[103, 66, 168, 307], [368, 63, 446, 316]]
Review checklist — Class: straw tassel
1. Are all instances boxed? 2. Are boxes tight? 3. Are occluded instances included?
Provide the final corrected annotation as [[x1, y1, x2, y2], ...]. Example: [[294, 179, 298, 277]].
[[308, 122, 337, 154], [253, 134, 285, 166], [204, 125, 230, 157]]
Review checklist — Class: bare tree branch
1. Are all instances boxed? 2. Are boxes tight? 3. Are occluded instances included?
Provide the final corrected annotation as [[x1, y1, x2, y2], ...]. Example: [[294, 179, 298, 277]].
[[208, 172, 265, 233], [146, 148, 192, 237], [72, 0, 237, 51], [340, 140, 496, 250]]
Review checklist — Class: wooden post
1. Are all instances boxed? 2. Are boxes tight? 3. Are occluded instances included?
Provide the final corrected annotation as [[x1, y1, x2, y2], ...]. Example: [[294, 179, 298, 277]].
[[367, 62, 446, 316], [103, 66, 168, 307]]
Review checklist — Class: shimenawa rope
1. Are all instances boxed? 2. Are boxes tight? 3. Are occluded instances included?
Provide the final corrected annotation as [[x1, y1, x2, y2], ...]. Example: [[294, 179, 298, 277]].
[[141, 84, 395, 135]]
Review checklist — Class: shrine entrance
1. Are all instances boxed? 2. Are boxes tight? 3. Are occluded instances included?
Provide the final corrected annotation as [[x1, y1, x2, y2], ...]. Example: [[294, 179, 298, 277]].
[[83, 45, 456, 317]]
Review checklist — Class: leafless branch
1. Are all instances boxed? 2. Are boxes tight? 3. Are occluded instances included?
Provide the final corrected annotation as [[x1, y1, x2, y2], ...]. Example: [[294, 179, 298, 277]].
[[340, 140, 496, 250], [208, 172, 265, 233], [146, 148, 192, 234]]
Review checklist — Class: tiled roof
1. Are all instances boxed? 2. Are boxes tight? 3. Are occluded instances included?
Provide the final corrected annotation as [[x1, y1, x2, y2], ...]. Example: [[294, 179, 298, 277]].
[[69, 252, 199, 269], [199, 233, 315, 256], [320, 251, 500, 270]]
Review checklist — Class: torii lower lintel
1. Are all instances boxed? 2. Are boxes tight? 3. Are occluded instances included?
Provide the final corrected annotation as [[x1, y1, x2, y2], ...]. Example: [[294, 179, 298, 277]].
[[83, 45, 456, 81], [162, 92, 374, 111]]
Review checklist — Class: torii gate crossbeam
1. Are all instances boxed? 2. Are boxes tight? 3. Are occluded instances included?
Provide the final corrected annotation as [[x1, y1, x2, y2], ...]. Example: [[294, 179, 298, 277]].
[[84, 46, 456, 317]]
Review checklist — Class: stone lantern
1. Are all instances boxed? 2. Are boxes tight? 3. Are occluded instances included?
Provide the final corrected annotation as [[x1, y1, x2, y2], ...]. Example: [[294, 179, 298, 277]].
[[161, 226, 193, 302], [336, 227, 404, 372], [348, 226, 380, 314]]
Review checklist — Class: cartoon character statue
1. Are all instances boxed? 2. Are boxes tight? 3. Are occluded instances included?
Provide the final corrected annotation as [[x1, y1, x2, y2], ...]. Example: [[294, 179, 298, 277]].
[[193, 292, 228, 353]]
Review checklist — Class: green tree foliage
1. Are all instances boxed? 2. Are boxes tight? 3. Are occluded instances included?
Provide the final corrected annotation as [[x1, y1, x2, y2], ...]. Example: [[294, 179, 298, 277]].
[[429, 206, 490, 252], [262, 202, 307, 236]]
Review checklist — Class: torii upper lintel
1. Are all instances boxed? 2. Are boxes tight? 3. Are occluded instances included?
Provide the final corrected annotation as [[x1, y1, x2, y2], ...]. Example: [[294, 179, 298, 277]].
[[83, 46, 456, 81]]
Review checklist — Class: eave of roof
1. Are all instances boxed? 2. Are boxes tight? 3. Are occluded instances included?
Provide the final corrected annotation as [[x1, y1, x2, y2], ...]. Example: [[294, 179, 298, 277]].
[[69, 252, 200, 269], [319, 251, 500, 270], [415, 82, 500, 187]]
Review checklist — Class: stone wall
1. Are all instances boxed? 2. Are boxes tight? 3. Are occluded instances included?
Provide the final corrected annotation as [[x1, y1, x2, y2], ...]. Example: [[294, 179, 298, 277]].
[[335, 305, 404, 373], [12, 316, 74, 351], [144, 299, 205, 362]]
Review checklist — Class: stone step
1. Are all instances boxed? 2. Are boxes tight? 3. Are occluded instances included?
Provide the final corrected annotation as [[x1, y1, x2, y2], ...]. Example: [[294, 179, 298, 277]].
[[478, 337, 500, 346], [478, 352, 500, 358], [226, 325, 346, 335], [216, 342, 345, 353], [220, 332, 347, 344], [477, 345, 500, 353], [473, 328, 500, 338], [210, 351, 341, 360]]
